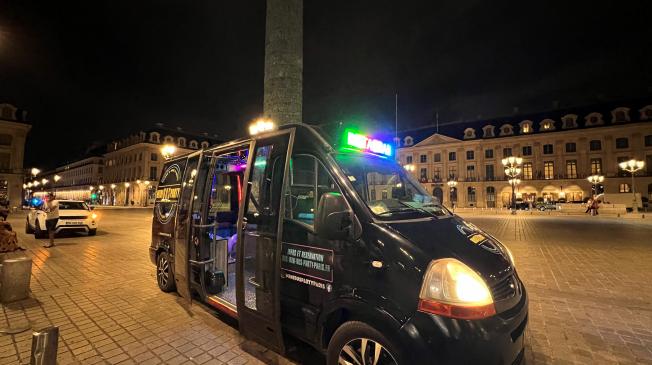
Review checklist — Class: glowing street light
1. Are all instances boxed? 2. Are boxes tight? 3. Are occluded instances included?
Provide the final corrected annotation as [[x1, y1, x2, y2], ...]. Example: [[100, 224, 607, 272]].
[[619, 159, 645, 212], [27, 182, 33, 188], [110, 184, 116, 189], [33, 181, 40, 187], [31, 168, 40, 177], [99, 185, 104, 190], [161, 144, 176, 160], [23, 183, 27, 189], [41, 178, 48, 185], [502, 156, 523, 214], [587, 175, 605, 196], [89, 186, 94, 191], [249, 118, 275, 136], [403, 164, 416, 172], [53, 174, 61, 182], [124, 182, 130, 188]]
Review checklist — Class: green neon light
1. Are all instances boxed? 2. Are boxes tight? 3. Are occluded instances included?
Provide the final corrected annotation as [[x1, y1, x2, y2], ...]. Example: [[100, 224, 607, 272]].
[[343, 130, 392, 156]]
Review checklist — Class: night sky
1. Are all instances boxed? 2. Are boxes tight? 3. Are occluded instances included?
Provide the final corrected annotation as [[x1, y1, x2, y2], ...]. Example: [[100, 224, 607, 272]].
[[1, 1, 651, 168]]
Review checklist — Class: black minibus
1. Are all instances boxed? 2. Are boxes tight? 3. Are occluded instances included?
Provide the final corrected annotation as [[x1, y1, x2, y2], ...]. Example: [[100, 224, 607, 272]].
[[149, 123, 527, 365]]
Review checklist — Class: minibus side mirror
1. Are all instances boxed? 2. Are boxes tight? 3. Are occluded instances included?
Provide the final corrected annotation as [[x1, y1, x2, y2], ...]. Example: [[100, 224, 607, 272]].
[[315, 193, 360, 241]]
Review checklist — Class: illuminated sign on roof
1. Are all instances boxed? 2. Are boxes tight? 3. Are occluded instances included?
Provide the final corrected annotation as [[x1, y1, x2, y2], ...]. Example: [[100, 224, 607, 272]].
[[344, 131, 392, 157]]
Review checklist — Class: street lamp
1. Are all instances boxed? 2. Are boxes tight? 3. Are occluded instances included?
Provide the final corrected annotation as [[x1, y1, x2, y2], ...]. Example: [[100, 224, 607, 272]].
[[31, 168, 40, 177], [447, 180, 458, 211], [586, 175, 605, 197], [54, 174, 61, 183], [161, 144, 176, 160], [41, 178, 48, 185], [404, 164, 415, 172], [619, 159, 645, 212], [502, 156, 523, 214]]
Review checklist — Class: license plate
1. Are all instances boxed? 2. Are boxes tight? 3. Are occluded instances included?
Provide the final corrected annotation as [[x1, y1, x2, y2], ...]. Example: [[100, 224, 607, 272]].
[[66, 221, 84, 225]]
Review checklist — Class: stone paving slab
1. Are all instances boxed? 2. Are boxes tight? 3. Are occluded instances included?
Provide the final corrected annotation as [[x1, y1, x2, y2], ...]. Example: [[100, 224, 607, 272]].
[[1, 210, 651, 364]]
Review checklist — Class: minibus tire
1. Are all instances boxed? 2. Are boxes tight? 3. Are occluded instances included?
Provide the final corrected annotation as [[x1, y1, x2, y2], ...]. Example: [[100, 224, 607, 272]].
[[327, 321, 404, 365], [156, 251, 176, 292]]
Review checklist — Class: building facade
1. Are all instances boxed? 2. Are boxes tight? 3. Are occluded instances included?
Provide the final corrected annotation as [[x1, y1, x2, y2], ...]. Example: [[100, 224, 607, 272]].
[[0, 103, 31, 208], [39, 156, 105, 201], [102, 127, 218, 206], [396, 101, 652, 209]]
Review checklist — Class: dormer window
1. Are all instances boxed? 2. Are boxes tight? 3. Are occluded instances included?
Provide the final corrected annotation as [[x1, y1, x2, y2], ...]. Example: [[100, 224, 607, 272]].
[[499, 124, 514, 136], [611, 107, 630, 123], [201, 141, 210, 149], [539, 119, 556, 131], [189, 140, 198, 149], [150, 132, 160, 143], [164, 135, 174, 144], [584, 112, 604, 126], [561, 114, 578, 129], [639, 105, 652, 120], [463, 128, 476, 139], [482, 125, 495, 138], [0, 104, 17, 120], [404, 136, 414, 146], [178, 137, 186, 148], [519, 120, 533, 134]]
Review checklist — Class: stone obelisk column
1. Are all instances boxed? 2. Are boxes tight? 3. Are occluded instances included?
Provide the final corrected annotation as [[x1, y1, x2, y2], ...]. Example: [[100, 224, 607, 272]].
[[263, 0, 303, 125]]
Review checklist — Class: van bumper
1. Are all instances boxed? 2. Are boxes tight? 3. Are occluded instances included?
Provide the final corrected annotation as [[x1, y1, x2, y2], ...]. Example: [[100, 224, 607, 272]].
[[149, 247, 157, 265], [398, 287, 528, 365]]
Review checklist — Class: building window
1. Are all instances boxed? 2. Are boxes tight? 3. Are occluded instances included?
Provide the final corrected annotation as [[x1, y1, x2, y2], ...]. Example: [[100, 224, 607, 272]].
[[189, 140, 198, 149], [201, 141, 210, 149], [434, 153, 441, 162], [420, 168, 427, 181], [466, 165, 475, 179], [503, 148, 512, 157], [589, 140, 602, 151], [164, 135, 174, 144], [619, 183, 630, 193], [519, 120, 533, 134], [615, 138, 629, 149], [565, 142, 576, 153], [433, 167, 441, 181], [639, 105, 652, 120], [566, 160, 577, 179], [486, 186, 496, 208], [0, 134, 12, 146], [151, 153, 158, 161], [540, 119, 555, 131], [464, 128, 476, 139], [561, 114, 578, 129], [543, 144, 553, 154], [150, 132, 160, 143], [448, 166, 457, 179], [482, 125, 495, 138], [611, 107, 630, 123], [485, 165, 494, 180], [466, 151, 474, 160], [590, 158, 602, 174], [523, 162, 533, 180], [420, 154, 427, 163], [467, 187, 476, 203], [449, 152, 456, 161], [522, 146, 532, 156], [499, 124, 514, 136], [0, 153, 10, 169], [404, 136, 413, 146], [178, 137, 186, 148], [544, 161, 554, 180], [645, 135, 652, 147], [406, 155, 413, 164], [150, 166, 158, 180], [485, 149, 494, 159]]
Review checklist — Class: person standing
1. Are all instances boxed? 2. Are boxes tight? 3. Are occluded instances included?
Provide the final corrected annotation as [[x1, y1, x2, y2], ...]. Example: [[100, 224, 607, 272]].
[[42, 193, 59, 248]]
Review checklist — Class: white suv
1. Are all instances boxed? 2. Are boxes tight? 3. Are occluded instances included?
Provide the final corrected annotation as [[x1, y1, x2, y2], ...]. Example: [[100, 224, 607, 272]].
[[26, 200, 98, 237]]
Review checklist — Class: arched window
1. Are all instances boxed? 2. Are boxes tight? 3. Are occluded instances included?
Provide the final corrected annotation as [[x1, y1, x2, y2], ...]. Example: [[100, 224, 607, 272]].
[[639, 105, 652, 120], [482, 125, 495, 138], [499, 124, 514, 136], [0, 134, 12, 146], [163, 135, 174, 144], [467, 187, 476, 204], [404, 136, 413, 146], [519, 120, 533, 134], [463, 128, 476, 139], [486, 186, 496, 208], [561, 114, 578, 129], [178, 137, 186, 148], [0, 104, 17, 120], [584, 112, 604, 126], [611, 107, 630, 123], [150, 132, 160, 143], [201, 141, 210, 149], [189, 140, 198, 149], [539, 119, 556, 131]]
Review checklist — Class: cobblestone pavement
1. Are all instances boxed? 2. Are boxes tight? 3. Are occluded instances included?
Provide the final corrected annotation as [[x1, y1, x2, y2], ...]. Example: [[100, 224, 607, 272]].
[[1, 210, 651, 364]]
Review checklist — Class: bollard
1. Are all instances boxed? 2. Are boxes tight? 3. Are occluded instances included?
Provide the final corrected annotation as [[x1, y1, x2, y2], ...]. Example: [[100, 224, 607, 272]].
[[0, 256, 32, 303], [30, 326, 59, 365]]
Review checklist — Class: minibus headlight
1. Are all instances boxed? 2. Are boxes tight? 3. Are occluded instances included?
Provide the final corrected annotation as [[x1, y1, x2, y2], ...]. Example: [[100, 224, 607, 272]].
[[418, 258, 495, 319]]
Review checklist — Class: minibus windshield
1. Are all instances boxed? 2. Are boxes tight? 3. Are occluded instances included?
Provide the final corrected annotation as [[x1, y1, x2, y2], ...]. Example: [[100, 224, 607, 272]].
[[334, 153, 450, 220]]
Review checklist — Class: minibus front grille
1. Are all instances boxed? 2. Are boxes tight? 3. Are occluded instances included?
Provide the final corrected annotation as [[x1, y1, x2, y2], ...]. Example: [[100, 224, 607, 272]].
[[491, 275, 516, 301]]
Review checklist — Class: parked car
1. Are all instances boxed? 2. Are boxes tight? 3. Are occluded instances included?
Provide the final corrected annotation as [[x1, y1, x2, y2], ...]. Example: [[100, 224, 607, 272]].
[[535, 202, 558, 211], [26, 200, 98, 237]]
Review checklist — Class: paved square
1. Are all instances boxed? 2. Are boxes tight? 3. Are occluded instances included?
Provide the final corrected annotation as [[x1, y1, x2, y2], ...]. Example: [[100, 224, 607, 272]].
[[1, 209, 651, 364]]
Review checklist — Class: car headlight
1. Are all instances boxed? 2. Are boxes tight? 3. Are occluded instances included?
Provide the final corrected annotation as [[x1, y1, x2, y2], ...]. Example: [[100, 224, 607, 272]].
[[418, 258, 495, 319], [91, 213, 97, 220]]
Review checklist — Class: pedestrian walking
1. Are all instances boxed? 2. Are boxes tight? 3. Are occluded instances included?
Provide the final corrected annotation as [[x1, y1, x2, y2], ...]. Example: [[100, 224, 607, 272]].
[[585, 198, 593, 214], [591, 198, 599, 216], [42, 193, 59, 248]]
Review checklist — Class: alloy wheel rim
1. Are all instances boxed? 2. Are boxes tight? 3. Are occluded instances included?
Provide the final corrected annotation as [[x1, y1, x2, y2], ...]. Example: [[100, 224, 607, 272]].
[[157, 255, 169, 287], [338, 338, 397, 365]]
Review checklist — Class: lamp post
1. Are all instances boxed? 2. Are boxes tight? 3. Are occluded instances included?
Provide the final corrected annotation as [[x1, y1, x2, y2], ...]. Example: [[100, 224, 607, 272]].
[[586, 175, 605, 197], [31, 168, 40, 178], [447, 180, 458, 211], [619, 159, 645, 212], [161, 144, 176, 160], [502, 156, 523, 214], [110, 184, 117, 206], [124, 182, 131, 206]]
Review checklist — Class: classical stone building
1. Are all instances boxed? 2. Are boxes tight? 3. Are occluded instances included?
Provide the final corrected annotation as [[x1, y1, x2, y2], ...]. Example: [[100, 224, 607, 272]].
[[39, 156, 105, 201], [0, 103, 31, 208], [102, 126, 219, 206], [396, 101, 652, 209]]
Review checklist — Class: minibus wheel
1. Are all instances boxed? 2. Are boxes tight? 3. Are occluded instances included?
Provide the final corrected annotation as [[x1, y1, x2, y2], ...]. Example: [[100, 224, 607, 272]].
[[157, 251, 176, 292], [327, 321, 403, 365]]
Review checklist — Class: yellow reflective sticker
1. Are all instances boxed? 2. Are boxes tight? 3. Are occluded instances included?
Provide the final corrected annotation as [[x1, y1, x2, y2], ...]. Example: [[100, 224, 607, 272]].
[[469, 234, 485, 244]]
